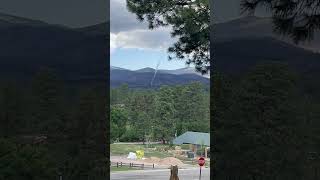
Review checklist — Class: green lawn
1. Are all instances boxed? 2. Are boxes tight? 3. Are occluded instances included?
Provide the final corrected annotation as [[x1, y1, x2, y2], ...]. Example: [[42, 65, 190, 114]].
[[144, 150, 172, 158], [110, 144, 173, 158], [110, 144, 210, 165], [110, 144, 144, 156]]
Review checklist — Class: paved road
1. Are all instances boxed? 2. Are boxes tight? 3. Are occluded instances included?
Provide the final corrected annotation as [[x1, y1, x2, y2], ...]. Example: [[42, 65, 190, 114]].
[[111, 168, 210, 180], [113, 142, 162, 145]]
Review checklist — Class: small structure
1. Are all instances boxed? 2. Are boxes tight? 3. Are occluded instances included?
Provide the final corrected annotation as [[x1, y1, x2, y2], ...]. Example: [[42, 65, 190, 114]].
[[173, 131, 210, 158]]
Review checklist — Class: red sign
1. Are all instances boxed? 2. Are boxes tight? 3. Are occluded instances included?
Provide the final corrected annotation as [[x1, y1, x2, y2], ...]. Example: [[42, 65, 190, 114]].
[[198, 157, 205, 166]]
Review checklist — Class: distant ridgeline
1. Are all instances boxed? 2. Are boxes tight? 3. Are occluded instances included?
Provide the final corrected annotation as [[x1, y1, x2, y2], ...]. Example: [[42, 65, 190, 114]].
[[213, 16, 320, 76], [0, 12, 108, 86], [110, 66, 210, 89]]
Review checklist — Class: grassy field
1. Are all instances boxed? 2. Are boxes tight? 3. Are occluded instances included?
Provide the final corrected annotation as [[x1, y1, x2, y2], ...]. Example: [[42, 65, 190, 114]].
[[110, 143, 210, 167], [110, 144, 173, 158]]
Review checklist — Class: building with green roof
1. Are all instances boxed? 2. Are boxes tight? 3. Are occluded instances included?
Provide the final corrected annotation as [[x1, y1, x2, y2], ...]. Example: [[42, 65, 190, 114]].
[[173, 131, 210, 158]]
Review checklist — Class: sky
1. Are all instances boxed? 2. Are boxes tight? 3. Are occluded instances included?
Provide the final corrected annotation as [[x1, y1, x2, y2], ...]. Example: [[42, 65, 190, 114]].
[[0, 0, 264, 70], [110, 0, 267, 70], [0, 0, 108, 27], [110, 0, 187, 70], [0, 0, 251, 27]]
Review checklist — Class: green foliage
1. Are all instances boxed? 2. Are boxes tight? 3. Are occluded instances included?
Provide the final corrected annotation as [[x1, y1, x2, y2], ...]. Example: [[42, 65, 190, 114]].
[[67, 88, 107, 179], [126, 90, 155, 141], [119, 125, 141, 142], [0, 139, 56, 180], [110, 84, 130, 105], [0, 70, 107, 180], [110, 122, 119, 142], [174, 82, 209, 134], [110, 83, 210, 144], [0, 82, 25, 137], [213, 63, 317, 179], [110, 107, 128, 142], [154, 86, 176, 142], [31, 68, 64, 134], [127, 0, 210, 73], [241, 0, 320, 43]]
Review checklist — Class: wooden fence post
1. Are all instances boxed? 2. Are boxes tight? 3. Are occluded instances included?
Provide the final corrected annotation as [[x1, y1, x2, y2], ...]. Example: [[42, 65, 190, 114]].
[[170, 165, 179, 180]]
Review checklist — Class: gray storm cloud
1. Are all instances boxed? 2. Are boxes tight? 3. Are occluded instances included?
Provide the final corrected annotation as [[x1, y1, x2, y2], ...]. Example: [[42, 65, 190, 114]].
[[110, 0, 174, 52], [0, 0, 268, 28], [110, 0, 148, 33], [0, 0, 108, 27]]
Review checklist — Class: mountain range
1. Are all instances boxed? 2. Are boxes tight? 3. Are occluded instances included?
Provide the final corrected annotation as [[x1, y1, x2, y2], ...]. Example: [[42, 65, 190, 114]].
[[110, 66, 210, 88], [0, 12, 108, 85], [213, 16, 320, 76], [1, 13, 320, 88], [214, 15, 320, 52]]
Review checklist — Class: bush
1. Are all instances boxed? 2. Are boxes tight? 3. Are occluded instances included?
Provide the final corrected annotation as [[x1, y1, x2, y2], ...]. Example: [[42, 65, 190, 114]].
[[0, 138, 57, 180], [119, 126, 140, 142]]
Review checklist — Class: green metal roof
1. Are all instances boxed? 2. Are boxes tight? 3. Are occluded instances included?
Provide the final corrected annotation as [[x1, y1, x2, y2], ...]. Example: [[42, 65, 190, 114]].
[[173, 131, 210, 146]]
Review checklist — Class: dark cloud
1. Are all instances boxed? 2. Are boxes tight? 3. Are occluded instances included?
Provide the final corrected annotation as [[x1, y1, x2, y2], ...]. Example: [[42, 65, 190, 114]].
[[110, 0, 270, 52], [110, 0, 148, 33], [0, 0, 269, 28], [0, 0, 108, 27], [110, 0, 174, 52]]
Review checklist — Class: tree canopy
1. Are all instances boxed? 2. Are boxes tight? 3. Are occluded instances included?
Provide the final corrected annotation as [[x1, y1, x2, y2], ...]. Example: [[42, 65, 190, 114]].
[[212, 62, 320, 179], [241, 0, 320, 43], [0, 69, 107, 180], [127, 0, 320, 72], [126, 0, 210, 74], [110, 83, 210, 144]]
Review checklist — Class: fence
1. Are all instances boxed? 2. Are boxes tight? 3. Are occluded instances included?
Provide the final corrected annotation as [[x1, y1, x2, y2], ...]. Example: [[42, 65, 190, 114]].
[[111, 161, 161, 170]]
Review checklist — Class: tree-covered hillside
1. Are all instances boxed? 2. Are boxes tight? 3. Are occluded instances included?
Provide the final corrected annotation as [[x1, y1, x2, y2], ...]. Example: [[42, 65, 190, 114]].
[[212, 62, 320, 179], [110, 82, 210, 144], [0, 69, 107, 180]]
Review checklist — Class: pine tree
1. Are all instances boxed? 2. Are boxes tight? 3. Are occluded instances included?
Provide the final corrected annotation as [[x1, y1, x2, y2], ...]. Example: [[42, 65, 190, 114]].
[[154, 86, 176, 144], [214, 63, 306, 179], [0, 82, 24, 137], [31, 68, 62, 134], [241, 0, 320, 43], [127, 0, 210, 73]]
